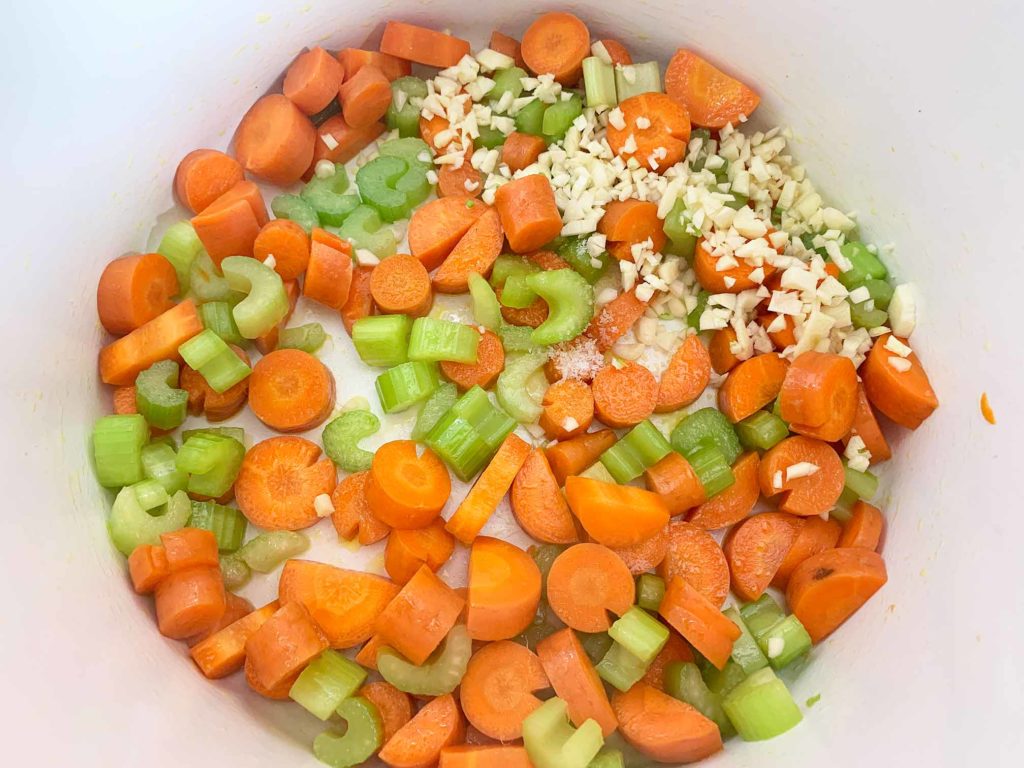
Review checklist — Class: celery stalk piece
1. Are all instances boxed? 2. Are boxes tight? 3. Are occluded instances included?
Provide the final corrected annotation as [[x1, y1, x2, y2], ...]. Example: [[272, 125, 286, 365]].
[[701, 659, 748, 697], [671, 407, 743, 464], [496, 350, 548, 423], [583, 56, 618, 108], [664, 661, 736, 738], [188, 251, 242, 305], [836, 241, 888, 289], [515, 98, 547, 136], [426, 386, 515, 480], [491, 67, 528, 104], [542, 93, 584, 142], [408, 317, 480, 364], [108, 487, 191, 556], [518, 603, 561, 651], [356, 155, 430, 222], [474, 124, 506, 149], [301, 164, 354, 226], [757, 614, 812, 670], [723, 607, 770, 675], [831, 487, 859, 522], [849, 299, 888, 330], [200, 300, 244, 345], [290, 649, 368, 720], [736, 410, 789, 452], [322, 410, 380, 472], [739, 595, 786, 642], [411, 382, 458, 441], [157, 221, 204, 295], [636, 573, 666, 612], [176, 432, 245, 498], [181, 426, 246, 445], [844, 462, 879, 500], [688, 129, 712, 172], [687, 445, 736, 498], [526, 269, 594, 346], [687, 289, 710, 329], [352, 314, 412, 367], [237, 531, 310, 573], [588, 749, 625, 768], [132, 479, 169, 512], [662, 199, 698, 259], [490, 254, 538, 287], [278, 322, 328, 353], [553, 235, 610, 284], [722, 667, 803, 741], [615, 61, 662, 100], [578, 631, 614, 666], [92, 414, 149, 488], [376, 361, 440, 413], [377, 625, 471, 696], [188, 500, 247, 553], [379, 137, 433, 170], [271, 193, 320, 233], [600, 419, 672, 483], [134, 360, 189, 430], [312, 696, 383, 768], [595, 641, 649, 692], [386, 77, 430, 137], [608, 607, 669, 664], [141, 442, 188, 495], [523, 697, 604, 768], [333, 205, 397, 258], [179, 329, 252, 394], [498, 322, 540, 352], [220, 256, 290, 339], [220, 554, 251, 590], [862, 278, 894, 309], [500, 273, 540, 308], [468, 273, 503, 331]]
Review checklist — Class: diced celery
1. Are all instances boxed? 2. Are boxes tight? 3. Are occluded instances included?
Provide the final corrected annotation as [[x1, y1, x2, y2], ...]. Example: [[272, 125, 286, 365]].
[[687, 445, 736, 498], [844, 462, 879, 500], [290, 649, 367, 720], [500, 273, 539, 308], [850, 300, 888, 330], [278, 322, 327, 353], [378, 137, 433, 169], [862, 278, 894, 310], [237, 531, 310, 573], [426, 386, 515, 480], [301, 165, 356, 226], [322, 410, 380, 472], [377, 625, 471, 696], [496, 350, 548, 422], [723, 607, 769, 675], [608, 607, 669, 664], [490, 254, 538, 287], [596, 641, 648, 692], [468, 272, 502, 330], [376, 361, 440, 413], [179, 329, 251, 394], [352, 314, 412, 367], [188, 500, 247, 553], [542, 93, 583, 142], [220, 256, 290, 339], [134, 360, 188, 430], [579, 632, 614, 665], [132, 479, 169, 511], [141, 442, 188, 495], [831, 486, 860, 522], [671, 407, 742, 464], [312, 696, 383, 768], [219, 554, 251, 590], [600, 420, 672, 483], [176, 432, 245, 499], [408, 317, 480, 364], [333, 205, 397, 259], [271, 193, 319, 233], [701, 658, 748, 698], [664, 661, 735, 738], [687, 289, 710, 329], [736, 410, 789, 452], [188, 251, 243, 305], [515, 98, 547, 136], [582, 56, 617, 108], [636, 573, 666, 612], [411, 382, 458, 441], [474, 124, 506, 149], [386, 77, 429, 137], [200, 300, 243, 345], [157, 221, 203, 295], [721, 667, 803, 741], [523, 697, 604, 768], [527, 269, 594, 346], [108, 487, 190, 556], [92, 414, 149, 488], [498, 322, 540, 352], [615, 61, 662, 100], [553, 235, 609, 284], [490, 67, 528, 105], [356, 155, 430, 223], [739, 595, 786, 642], [181, 426, 245, 445], [836, 241, 888, 289], [663, 199, 698, 259], [758, 614, 813, 670], [588, 749, 624, 768]]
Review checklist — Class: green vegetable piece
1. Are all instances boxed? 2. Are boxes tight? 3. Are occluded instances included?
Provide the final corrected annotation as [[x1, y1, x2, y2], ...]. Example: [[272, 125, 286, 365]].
[[688, 129, 713, 172], [237, 531, 310, 573], [141, 441, 188, 495], [600, 420, 672, 483], [608, 607, 669, 664], [189, 251, 242, 305], [496, 350, 549, 423], [376, 361, 440, 413], [736, 410, 789, 452], [595, 641, 648, 692], [322, 410, 380, 472], [312, 696, 383, 768], [408, 317, 480, 363], [157, 221, 203, 295], [687, 444, 736, 498], [527, 269, 594, 346], [499, 322, 541, 352], [356, 155, 430, 223], [836, 241, 888, 289], [500, 273, 540, 308], [515, 98, 547, 136], [271, 193, 320, 233], [279, 322, 328, 353], [664, 661, 735, 738], [412, 382, 459, 441], [178, 329, 252, 394], [862, 278, 894, 309], [379, 137, 433, 169], [220, 256, 291, 339], [542, 93, 583, 142], [188, 500, 247, 553], [615, 61, 662, 100], [662, 199, 698, 260], [672, 407, 743, 464], [553, 235, 609, 284], [377, 625, 471, 696], [850, 300, 888, 329], [291, 649, 368, 720], [831, 486, 860, 523], [220, 554, 251, 590], [134, 360, 188, 431], [181, 426, 246, 445], [723, 607, 769, 675], [844, 462, 879, 500], [302, 165, 358, 226], [334, 205, 397, 258], [108, 487, 191, 556], [131, 479, 169, 512], [523, 697, 605, 768], [582, 56, 617, 108], [352, 314, 412, 367], [588, 749, 625, 768], [490, 67, 527, 105], [721, 667, 802, 741], [687, 290, 710, 329], [490, 254, 539, 287], [518, 602, 562, 651], [578, 632, 614, 666], [758, 614, 812, 670], [636, 573, 666, 612], [200, 300, 243, 345], [474, 124, 507, 150], [176, 432, 245, 499], [468, 272, 503, 330], [426, 386, 515, 480], [701, 658, 748, 697], [92, 414, 149, 488], [386, 76, 429, 137], [739, 595, 786, 642]]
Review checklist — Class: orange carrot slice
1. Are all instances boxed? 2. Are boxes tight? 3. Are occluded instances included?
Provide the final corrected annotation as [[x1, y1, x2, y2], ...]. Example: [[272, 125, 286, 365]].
[[360, 682, 413, 744], [723, 512, 801, 601], [510, 449, 579, 544], [861, 334, 939, 429], [493, 174, 562, 253], [366, 441, 452, 529], [96, 253, 179, 335], [657, 521, 730, 607], [467, 537, 542, 641], [235, 436, 336, 531], [565, 476, 670, 548], [609, 526, 670, 575], [546, 543, 634, 632], [378, 693, 465, 768], [440, 329, 505, 391], [375, 565, 465, 665], [370, 253, 433, 316], [409, 196, 490, 271], [460, 642, 549, 741], [772, 515, 841, 589], [331, 471, 391, 546], [612, 682, 722, 763], [717, 353, 789, 423], [385, 519, 456, 585], [446, 434, 531, 545], [665, 49, 760, 129], [98, 299, 203, 385], [537, 628, 617, 736], [234, 94, 316, 185], [658, 576, 740, 670], [190, 601, 279, 679], [842, 384, 892, 464], [592, 361, 658, 428], [606, 93, 691, 171], [380, 21, 471, 68], [759, 436, 845, 517], [644, 452, 706, 516], [687, 452, 760, 530], [248, 348, 336, 432], [838, 500, 885, 552], [539, 378, 594, 440], [154, 566, 226, 640], [544, 429, 616, 486], [656, 335, 711, 413], [173, 149, 245, 214], [520, 12, 591, 85], [780, 351, 858, 441], [432, 208, 504, 294], [283, 46, 345, 115]]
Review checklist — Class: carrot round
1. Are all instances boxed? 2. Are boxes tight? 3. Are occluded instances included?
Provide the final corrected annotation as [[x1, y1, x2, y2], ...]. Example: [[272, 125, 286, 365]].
[[245, 602, 329, 691], [99, 299, 203, 385], [843, 384, 892, 463], [539, 378, 593, 440], [409, 196, 490, 271], [598, 200, 662, 243], [376, 565, 465, 665], [308, 115, 386, 175], [606, 93, 691, 171], [447, 433, 532, 545], [440, 329, 505, 390], [786, 547, 888, 643], [592, 361, 658, 428], [440, 746, 532, 768], [331, 471, 391, 546], [861, 334, 939, 429], [380, 21, 471, 68], [545, 543, 634, 632], [460, 642, 549, 741], [341, 265, 376, 336], [385, 519, 456, 584], [173, 149, 245, 214], [759, 436, 845, 517], [191, 195, 261, 266], [190, 601, 278, 679], [249, 348, 335, 432], [304, 227, 354, 310], [154, 566, 227, 640], [161, 528, 219, 572], [657, 521, 730, 607], [772, 515, 841, 589], [687, 452, 760, 530], [338, 48, 412, 82], [510, 449, 579, 544], [499, 288, 549, 328], [128, 544, 169, 594], [488, 30, 526, 69], [235, 436, 336, 530], [501, 131, 547, 173], [708, 327, 740, 375], [113, 385, 140, 416], [717, 353, 789, 423], [96, 253, 179, 335], [586, 289, 649, 352], [693, 237, 777, 293], [493, 174, 563, 253], [780, 351, 858, 441], [656, 335, 711, 413], [181, 344, 251, 421], [253, 219, 310, 281], [366, 440, 452, 529], [378, 693, 466, 768], [536, 628, 617, 736], [338, 63, 392, 130], [759, 311, 797, 349], [565, 476, 670, 548], [438, 152, 483, 199], [234, 94, 316, 185], [838, 500, 885, 552], [612, 682, 722, 763], [599, 39, 632, 66], [432, 208, 504, 294], [644, 452, 706, 516], [284, 46, 345, 115], [722, 512, 800, 602], [187, 591, 254, 647], [658, 576, 740, 670], [245, 655, 296, 699], [544, 428, 616, 486], [642, 630, 694, 691], [370, 253, 432, 316], [610, 525, 669, 575], [665, 48, 761, 129], [360, 682, 413, 745], [467, 537, 541, 641], [520, 11, 590, 85]]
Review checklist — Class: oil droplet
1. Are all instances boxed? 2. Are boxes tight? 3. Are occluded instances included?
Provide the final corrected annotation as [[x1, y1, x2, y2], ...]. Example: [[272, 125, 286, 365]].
[[980, 392, 996, 425]]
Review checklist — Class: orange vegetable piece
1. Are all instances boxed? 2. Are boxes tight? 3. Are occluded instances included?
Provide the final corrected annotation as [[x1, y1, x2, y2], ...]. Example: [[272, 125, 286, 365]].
[[861, 334, 939, 429], [127, 544, 169, 594], [440, 746, 532, 768], [592, 361, 658, 428], [360, 682, 413, 744], [338, 64, 392, 130], [96, 252, 179, 336], [190, 181, 268, 265], [376, 565, 465, 665], [284, 46, 345, 115], [437, 150, 482, 199], [642, 631, 694, 691], [369, 253, 432, 316], [446, 433, 532, 545], [234, 94, 316, 185], [656, 335, 711, 413], [723, 512, 800, 601], [609, 525, 670, 575], [665, 49, 760, 129], [693, 236, 777, 294], [180, 344, 251, 422], [717, 353, 789, 423], [598, 200, 662, 243], [772, 515, 841, 589], [244, 602, 328, 690], [98, 299, 203, 385], [187, 591, 253, 647], [245, 654, 296, 700], [235, 436, 336, 531], [331, 471, 391, 546], [432, 208, 504, 294], [460, 641, 549, 741], [780, 351, 858, 441], [355, 634, 385, 671], [612, 682, 722, 763], [440, 329, 504, 391], [304, 227, 354, 310], [708, 327, 740, 375], [657, 520, 730, 607], [409, 196, 490, 271], [544, 428, 616, 486], [759, 436, 845, 517], [385, 519, 456, 585], [501, 131, 547, 173], [154, 566, 227, 640], [539, 378, 593, 440], [586, 289, 649, 352], [565, 476, 670, 548], [499, 286, 549, 328], [190, 601, 279, 679], [380, 21, 471, 68], [644, 452, 706, 516], [307, 115, 385, 175], [378, 693, 466, 768], [759, 311, 797, 349], [658, 576, 740, 670], [253, 219, 310, 281], [493, 174, 562, 253], [488, 31, 526, 69], [536, 628, 617, 736], [520, 11, 590, 85], [467, 536, 541, 641], [510, 449, 579, 544], [687, 452, 761, 530], [599, 39, 632, 66], [366, 441, 452, 529], [337, 48, 412, 82], [606, 93, 691, 171], [842, 384, 892, 464], [838, 500, 885, 552], [340, 265, 376, 335], [173, 148, 245, 214], [161, 528, 219, 572], [248, 348, 335, 432], [545, 543, 634, 632]]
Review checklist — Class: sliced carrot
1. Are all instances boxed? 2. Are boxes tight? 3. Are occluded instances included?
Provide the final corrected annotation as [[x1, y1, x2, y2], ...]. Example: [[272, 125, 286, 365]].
[[245, 654, 296, 700], [376, 565, 465, 665], [610, 525, 669, 575], [360, 682, 413, 744], [722, 512, 800, 601], [438, 151, 482, 199], [253, 219, 310, 281], [244, 601, 328, 690], [510, 449, 579, 544], [338, 63, 392, 130], [98, 299, 202, 385], [385, 519, 456, 585], [180, 344, 251, 422], [843, 384, 892, 464], [493, 174, 563, 253], [539, 378, 593, 440], [717, 353, 789, 423], [190, 601, 278, 679], [779, 351, 858, 441], [331, 471, 391, 546], [459, 641, 549, 741], [304, 227, 354, 310], [545, 543, 634, 632], [190, 180, 269, 265], [173, 149, 245, 214], [370, 253, 432, 316], [112, 385, 139, 416], [378, 693, 466, 768], [440, 329, 505, 390], [488, 31, 526, 69], [565, 476, 670, 548], [440, 746, 532, 768], [665, 49, 760, 129], [409, 196, 490, 271], [234, 94, 316, 185], [656, 335, 711, 413], [693, 236, 777, 294], [612, 682, 722, 763], [642, 630, 694, 691], [838, 500, 885, 552], [447, 433, 532, 545], [544, 428, 616, 486], [284, 46, 345, 115], [861, 334, 939, 429], [355, 634, 385, 671], [154, 566, 226, 640], [500, 131, 547, 173], [235, 436, 336, 530], [658, 576, 740, 670], [592, 361, 658, 428], [432, 208, 504, 294], [467, 537, 541, 641], [759, 436, 845, 517], [759, 311, 797, 349], [187, 591, 254, 647], [341, 265, 376, 335], [536, 628, 617, 736], [526, 249, 570, 270], [307, 114, 386, 176], [599, 39, 632, 66], [786, 547, 888, 643], [657, 521, 730, 607], [606, 93, 691, 171], [586, 289, 648, 352], [708, 327, 740, 375], [644, 452, 706, 516], [161, 528, 219, 572], [520, 11, 590, 85], [598, 200, 662, 243], [419, 112, 457, 152], [96, 253, 179, 336], [772, 515, 841, 589], [499, 286, 549, 328], [337, 48, 412, 82], [249, 348, 335, 432], [255, 279, 300, 354], [128, 544, 169, 594], [380, 21, 471, 68], [366, 441, 451, 529], [687, 451, 761, 530]]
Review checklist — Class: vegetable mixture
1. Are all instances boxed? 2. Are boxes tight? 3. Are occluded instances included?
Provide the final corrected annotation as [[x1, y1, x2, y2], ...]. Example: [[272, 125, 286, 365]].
[[92, 11, 939, 767]]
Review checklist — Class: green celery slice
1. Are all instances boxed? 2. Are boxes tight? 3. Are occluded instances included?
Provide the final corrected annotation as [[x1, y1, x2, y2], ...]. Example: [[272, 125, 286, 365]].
[[474, 125, 506, 149], [468, 272, 503, 331], [490, 254, 538, 287], [108, 487, 190, 556], [687, 445, 736, 498], [836, 241, 888, 289], [542, 93, 583, 142], [322, 410, 380, 472], [595, 641, 649, 692], [723, 607, 769, 675], [188, 500, 247, 552], [219, 554, 251, 590], [664, 661, 736, 738], [278, 322, 327, 353], [92, 414, 149, 488], [220, 256, 290, 339], [352, 314, 412, 367], [134, 360, 188, 430], [199, 300, 243, 346], [271, 194, 319, 233], [553, 235, 609, 284], [386, 78, 429, 138], [582, 56, 617, 108], [663, 199, 698, 259], [721, 667, 803, 741], [411, 382, 458, 441], [301, 164, 354, 226], [758, 614, 812, 670], [496, 350, 548, 423], [425, 386, 515, 480], [333, 205, 397, 258], [408, 317, 480, 364], [312, 696, 383, 768], [739, 595, 786, 642], [844, 462, 879, 500], [636, 573, 666, 612], [588, 749, 624, 768], [500, 273, 539, 308], [356, 155, 430, 223], [237, 531, 310, 573], [736, 410, 789, 452], [607, 607, 669, 664], [671, 407, 743, 465], [600, 420, 672, 483], [290, 649, 367, 720], [188, 251, 243, 305], [379, 137, 433, 169], [157, 221, 203, 294], [178, 329, 251, 394], [376, 361, 440, 413], [141, 441, 188, 495], [523, 697, 604, 768], [490, 67, 528, 104], [177, 432, 245, 498], [526, 269, 594, 346], [377, 625, 471, 696], [615, 61, 662, 100], [515, 99, 547, 136]]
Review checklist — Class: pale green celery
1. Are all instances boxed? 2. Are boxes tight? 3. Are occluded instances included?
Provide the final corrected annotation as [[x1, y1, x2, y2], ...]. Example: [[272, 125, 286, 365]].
[[200, 300, 244, 345], [132, 479, 169, 511], [278, 323, 328, 353], [608, 607, 669, 664], [636, 573, 666, 612], [322, 410, 380, 472], [386, 77, 430, 137], [271, 194, 320, 233], [468, 273, 503, 330], [220, 554, 251, 590], [739, 595, 785, 642], [134, 360, 188, 430], [615, 61, 662, 100], [595, 641, 648, 692], [496, 351, 548, 422], [141, 442, 188, 494], [188, 500, 247, 552], [178, 329, 251, 394], [582, 56, 617, 108], [176, 432, 245, 498], [356, 155, 430, 222], [108, 487, 190, 556], [523, 697, 604, 768], [377, 625, 471, 696], [664, 661, 736, 738], [334, 205, 397, 258], [237, 531, 310, 573], [526, 269, 594, 346], [721, 667, 803, 741], [312, 696, 383, 768], [220, 256, 290, 339], [301, 164, 353, 226], [411, 382, 459, 441], [290, 649, 367, 720], [723, 606, 769, 675], [588, 749, 624, 768], [157, 221, 204, 294], [758, 614, 812, 670], [379, 137, 433, 169], [92, 414, 149, 488], [189, 251, 241, 304]]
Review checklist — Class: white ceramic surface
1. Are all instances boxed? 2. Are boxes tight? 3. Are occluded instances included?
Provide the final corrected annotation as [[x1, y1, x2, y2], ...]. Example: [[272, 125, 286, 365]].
[[1, 0, 1022, 765]]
